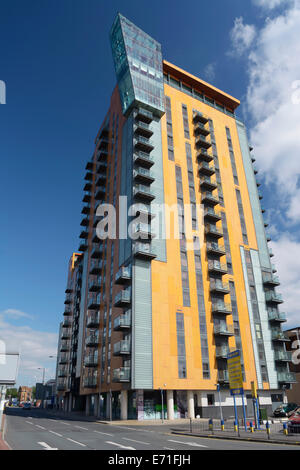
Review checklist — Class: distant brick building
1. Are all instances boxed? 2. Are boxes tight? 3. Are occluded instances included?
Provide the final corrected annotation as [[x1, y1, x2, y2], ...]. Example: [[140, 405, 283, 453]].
[[18, 386, 32, 402], [284, 327, 300, 404]]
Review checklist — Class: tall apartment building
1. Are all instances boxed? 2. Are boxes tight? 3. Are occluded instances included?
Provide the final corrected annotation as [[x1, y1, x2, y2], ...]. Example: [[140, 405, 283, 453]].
[[55, 13, 296, 419]]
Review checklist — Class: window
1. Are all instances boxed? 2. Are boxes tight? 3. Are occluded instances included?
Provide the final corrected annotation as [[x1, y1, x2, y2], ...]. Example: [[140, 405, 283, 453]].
[[165, 96, 174, 161], [207, 394, 215, 406], [182, 104, 190, 139], [176, 312, 187, 378]]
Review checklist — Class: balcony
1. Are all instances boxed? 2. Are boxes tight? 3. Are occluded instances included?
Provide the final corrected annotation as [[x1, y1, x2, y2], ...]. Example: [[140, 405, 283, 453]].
[[194, 122, 210, 136], [83, 375, 98, 388], [97, 149, 108, 162], [134, 120, 153, 138], [216, 346, 230, 359], [200, 175, 218, 191], [81, 204, 90, 215], [202, 191, 219, 206], [134, 108, 153, 123], [114, 288, 131, 307], [277, 372, 297, 383], [208, 260, 227, 274], [134, 135, 154, 153], [96, 174, 106, 186], [268, 310, 287, 323], [112, 367, 130, 383], [212, 302, 232, 315], [271, 330, 290, 342], [57, 380, 67, 391], [98, 138, 109, 150], [217, 370, 229, 383], [134, 203, 155, 220], [89, 260, 103, 275], [82, 191, 92, 203], [206, 242, 226, 256], [85, 161, 93, 171], [262, 273, 280, 287], [84, 352, 99, 367], [274, 350, 292, 362], [59, 354, 69, 365], [80, 216, 89, 227], [133, 151, 154, 168], [133, 223, 154, 239], [84, 171, 93, 182], [79, 228, 89, 239], [63, 308, 72, 316], [86, 312, 100, 328], [62, 319, 72, 328], [268, 247, 274, 258], [85, 334, 99, 347], [133, 242, 157, 260], [204, 207, 222, 222], [205, 224, 223, 239], [64, 296, 72, 305], [58, 367, 68, 378], [193, 112, 209, 124], [133, 167, 155, 184], [60, 341, 70, 352], [195, 134, 212, 149], [113, 340, 131, 356], [210, 280, 230, 294], [95, 185, 106, 200], [91, 245, 103, 259], [115, 266, 131, 285], [61, 329, 72, 340], [78, 240, 88, 252], [114, 310, 131, 331], [265, 291, 283, 304], [133, 184, 155, 202], [97, 162, 108, 174], [214, 324, 235, 336], [87, 296, 101, 310], [83, 182, 92, 192], [88, 280, 101, 293], [196, 149, 214, 162]]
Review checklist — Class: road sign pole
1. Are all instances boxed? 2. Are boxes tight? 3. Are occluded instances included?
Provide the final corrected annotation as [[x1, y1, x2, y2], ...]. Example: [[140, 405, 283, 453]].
[[241, 393, 247, 431], [255, 398, 261, 430], [233, 394, 240, 436]]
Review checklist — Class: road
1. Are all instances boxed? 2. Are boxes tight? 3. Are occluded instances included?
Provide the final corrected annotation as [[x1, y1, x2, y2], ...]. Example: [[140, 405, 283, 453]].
[[4, 408, 300, 451]]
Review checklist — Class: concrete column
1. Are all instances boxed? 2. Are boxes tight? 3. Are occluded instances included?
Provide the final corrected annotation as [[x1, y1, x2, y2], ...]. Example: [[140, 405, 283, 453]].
[[85, 395, 90, 416], [167, 390, 174, 420], [187, 391, 195, 419], [106, 392, 111, 420], [68, 393, 72, 412], [63, 396, 68, 412], [120, 390, 128, 420], [94, 394, 99, 417]]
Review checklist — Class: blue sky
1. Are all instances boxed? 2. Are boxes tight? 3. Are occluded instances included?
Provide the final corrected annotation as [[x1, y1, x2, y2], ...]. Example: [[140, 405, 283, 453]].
[[1, 0, 299, 386]]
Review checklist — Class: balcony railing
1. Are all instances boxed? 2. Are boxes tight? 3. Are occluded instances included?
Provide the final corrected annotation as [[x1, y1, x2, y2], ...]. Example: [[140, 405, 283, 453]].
[[85, 334, 99, 347], [57, 379, 67, 391], [196, 149, 214, 162], [133, 151, 154, 168], [115, 266, 131, 284], [134, 135, 154, 153], [263, 273, 280, 286], [271, 330, 289, 342], [133, 167, 155, 184], [274, 350, 292, 362], [83, 375, 98, 388], [113, 340, 131, 355], [204, 207, 222, 221], [133, 242, 156, 260], [60, 341, 70, 352], [268, 310, 287, 323], [215, 346, 230, 358], [200, 176, 217, 191], [205, 224, 223, 238], [277, 372, 297, 383], [208, 260, 227, 274], [195, 134, 212, 149], [112, 367, 131, 382], [59, 354, 69, 364], [114, 310, 131, 330], [135, 108, 153, 123], [265, 291, 283, 304], [206, 242, 226, 256], [210, 280, 230, 294], [84, 352, 99, 367], [214, 324, 234, 336], [61, 329, 72, 340], [194, 122, 210, 136], [133, 223, 154, 239], [134, 120, 154, 138], [133, 184, 155, 201], [114, 288, 131, 307], [202, 191, 219, 206], [86, 312, 100, 328], [58, 367, 68, 378], [198, 161, 215, 176], [193, 112, 209, 124], [217, 370, 229, 382]]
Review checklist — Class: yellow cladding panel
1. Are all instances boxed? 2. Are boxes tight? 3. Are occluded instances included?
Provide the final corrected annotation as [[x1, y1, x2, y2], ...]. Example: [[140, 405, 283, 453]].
[[151, 83, 260, 392]]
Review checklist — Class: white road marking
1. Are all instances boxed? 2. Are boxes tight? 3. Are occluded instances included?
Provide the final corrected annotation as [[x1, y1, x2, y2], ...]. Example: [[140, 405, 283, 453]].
[[168, 439, 208, 448], [49, 431, 63, 437], [122, 437, 150, 445], [66, 438, 87, 447], [74, 425, 89, 430], [113, 425, 138, 431], [26, 421, 34, 425], [60, 422, 71, 426], [164, 447, 174, 450], [38, 441, 58, 450], [35, 425, 46, 430], [94, 430, 114, 437], [106, 441, 135, 450]]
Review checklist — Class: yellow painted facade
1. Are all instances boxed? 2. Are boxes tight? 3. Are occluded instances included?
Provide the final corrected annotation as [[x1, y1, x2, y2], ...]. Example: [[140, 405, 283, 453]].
[[152, 66, 263, 393]]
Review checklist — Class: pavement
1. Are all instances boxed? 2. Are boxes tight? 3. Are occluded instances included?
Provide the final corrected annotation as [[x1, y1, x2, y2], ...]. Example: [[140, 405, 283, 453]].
[[3, 407, 300, 451]]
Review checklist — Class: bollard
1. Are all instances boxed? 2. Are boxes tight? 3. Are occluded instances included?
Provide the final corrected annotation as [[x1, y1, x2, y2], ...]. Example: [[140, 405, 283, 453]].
[[209, 418, 213, 434], [283, 422, 288, 436], [221, 419, 225, 431], [190, 418, 193, 433], [266, 421, 270, 440], [249, 421, 254, 433], [234, 419, 238, 433]]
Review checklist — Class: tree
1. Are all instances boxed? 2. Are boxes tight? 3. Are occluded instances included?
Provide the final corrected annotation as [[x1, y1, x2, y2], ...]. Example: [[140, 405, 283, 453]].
[[5, 388, 18, 399]]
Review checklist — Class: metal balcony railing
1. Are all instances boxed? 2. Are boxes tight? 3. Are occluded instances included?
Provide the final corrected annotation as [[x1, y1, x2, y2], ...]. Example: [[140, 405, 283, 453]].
[[112, 367, 131, 382], [113, 340, 131, 355]]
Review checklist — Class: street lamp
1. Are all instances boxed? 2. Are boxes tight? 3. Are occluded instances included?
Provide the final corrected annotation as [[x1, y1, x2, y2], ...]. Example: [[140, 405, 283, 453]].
[[38, 367, 45, 385]]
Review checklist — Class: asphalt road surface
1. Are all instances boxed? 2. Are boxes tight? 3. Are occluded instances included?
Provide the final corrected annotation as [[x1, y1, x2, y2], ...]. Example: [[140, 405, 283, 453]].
[[4, 408, 300, 451]]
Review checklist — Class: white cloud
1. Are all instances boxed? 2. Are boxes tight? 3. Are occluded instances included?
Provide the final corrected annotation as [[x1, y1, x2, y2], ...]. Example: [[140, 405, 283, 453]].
[[203, 63, 216, 82], [270, 235, 300, 328], [1, 308, 34, 320], [229, 17, 256, 56], [252, 0, 292, 10], [0, 313, 58, 386], [245, 3, 300, 225]]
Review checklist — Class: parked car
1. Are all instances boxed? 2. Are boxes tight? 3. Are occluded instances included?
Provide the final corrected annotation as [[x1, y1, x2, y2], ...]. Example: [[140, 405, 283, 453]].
[[273, 403, 298, 417], [23, 402, 31, 410], [288, 407, 300, 433]]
